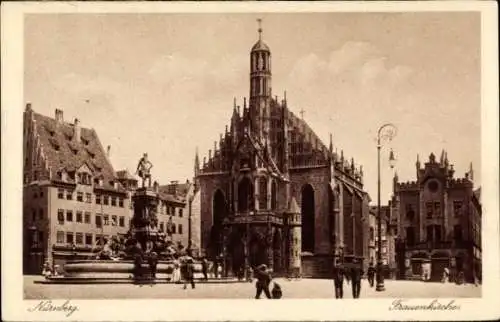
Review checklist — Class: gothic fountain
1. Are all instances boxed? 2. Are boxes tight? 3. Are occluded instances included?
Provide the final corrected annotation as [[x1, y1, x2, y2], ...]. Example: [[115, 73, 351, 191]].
[[42, 154, 203, 284]]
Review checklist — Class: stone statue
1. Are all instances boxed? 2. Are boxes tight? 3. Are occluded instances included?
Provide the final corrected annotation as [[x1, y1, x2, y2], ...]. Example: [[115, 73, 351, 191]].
[[136, 153, 153, 188]]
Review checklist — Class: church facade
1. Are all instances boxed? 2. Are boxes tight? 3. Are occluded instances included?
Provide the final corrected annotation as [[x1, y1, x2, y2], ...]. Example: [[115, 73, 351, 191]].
[[196, 27, 370, 278]]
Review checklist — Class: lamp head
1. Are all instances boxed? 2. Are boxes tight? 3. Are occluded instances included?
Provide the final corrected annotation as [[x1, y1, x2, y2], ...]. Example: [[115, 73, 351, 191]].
[[389, 149, 396, 169]]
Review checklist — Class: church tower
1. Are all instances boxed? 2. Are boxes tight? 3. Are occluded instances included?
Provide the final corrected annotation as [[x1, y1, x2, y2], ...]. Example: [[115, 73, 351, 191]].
[[249, 19, 272, 141]]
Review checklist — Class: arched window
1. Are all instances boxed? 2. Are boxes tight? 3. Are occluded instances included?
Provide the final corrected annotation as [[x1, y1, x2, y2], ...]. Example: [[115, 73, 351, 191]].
[[238, 177, 253, 212], [301, 184, 315, 253], [258, 177, 267, 210], [271, 181, 277, 210]]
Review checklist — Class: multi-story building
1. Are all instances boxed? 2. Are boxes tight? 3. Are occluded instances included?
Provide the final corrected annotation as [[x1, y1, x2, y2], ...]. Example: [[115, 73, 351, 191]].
[[196, 25, 370, 277], [368, 205, 397, 278], [392, 152, 482, 282], [23, 105, 200, 274], [23, 104, 131, 273]]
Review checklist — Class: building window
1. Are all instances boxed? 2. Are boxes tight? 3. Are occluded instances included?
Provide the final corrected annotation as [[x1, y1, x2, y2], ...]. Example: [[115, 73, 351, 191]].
[[111, 215, 117, 226], [96, 194, 102, 204], [406, 205, 415, 221], [76, 211, 83, 223], [434, 225, 442, 242], [453, 201, 463, 217], [179, 224, 183, 234], [66, 190, 73, 200], [77, 192, 83, 202], [40, 191, 44, 198], [426, 225, 433, 242], [56, 231, 65, 243], [58, 189, 64, 199], [95, 234, 103, 245], [32, 209, 36, 222], [38, 208, 43, 220], [179, 208, 183, 218], [96, 214, 102, 228], [85, 234, 93, 245], [104, 215, 109, 226], [426, 202, 433, 218], [66, 210, 73, 222], [119, 198, 124, 207], [172, 223, 176, 234], [119, 216, 125, 227], [406, 227, 415, 246], [66, 232, 74, 244], [33, 191, 38, 199], [111, 196, 117, 207], [159, 222, 164, 232], [103, 195, 109, 206], [57, 209, 64, 224], [76, 233, 83, 245], [434, 202, 441, 217], [86, 193, 92, 203], [370, 227, 374, 241], [454, 225, 462, 242], [84, 212, 91, 224]]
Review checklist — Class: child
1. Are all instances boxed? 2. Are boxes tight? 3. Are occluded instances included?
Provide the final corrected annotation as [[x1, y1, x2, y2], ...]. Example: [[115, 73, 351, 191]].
[[271, 282, 282, 299]]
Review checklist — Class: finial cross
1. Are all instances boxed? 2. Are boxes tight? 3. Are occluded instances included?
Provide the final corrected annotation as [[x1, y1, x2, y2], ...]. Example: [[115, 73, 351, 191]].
[[257, 18, 262, 39]]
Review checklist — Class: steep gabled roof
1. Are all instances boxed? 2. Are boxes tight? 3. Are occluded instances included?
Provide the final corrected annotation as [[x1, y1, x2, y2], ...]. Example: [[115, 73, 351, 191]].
[[33, 112, 117, 187]]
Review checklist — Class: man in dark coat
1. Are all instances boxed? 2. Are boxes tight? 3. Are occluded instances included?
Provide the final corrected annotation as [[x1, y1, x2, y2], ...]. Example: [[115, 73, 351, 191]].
[[183, 258, 196, 289], [333, 264, 345, 299], [367, 263, 376, 288], [201, 258, 209, 281], [350, 259, 363, 298], [254, 264, 272, 299]]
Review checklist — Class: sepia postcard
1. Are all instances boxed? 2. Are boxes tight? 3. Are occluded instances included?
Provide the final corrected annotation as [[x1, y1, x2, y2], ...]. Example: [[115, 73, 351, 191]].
[[1, 1, 499, 321]]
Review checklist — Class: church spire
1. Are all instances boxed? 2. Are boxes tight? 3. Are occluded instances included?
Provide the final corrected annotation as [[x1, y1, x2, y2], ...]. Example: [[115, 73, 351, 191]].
[[194, 147, 200, 176]]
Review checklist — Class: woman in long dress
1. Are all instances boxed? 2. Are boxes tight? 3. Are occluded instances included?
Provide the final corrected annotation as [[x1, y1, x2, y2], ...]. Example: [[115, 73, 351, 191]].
[[172, 256, 181, 283]]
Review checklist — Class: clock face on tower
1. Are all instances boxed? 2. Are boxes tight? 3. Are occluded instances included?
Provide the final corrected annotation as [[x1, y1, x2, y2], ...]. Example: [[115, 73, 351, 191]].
[[427, 179, 439, 193]]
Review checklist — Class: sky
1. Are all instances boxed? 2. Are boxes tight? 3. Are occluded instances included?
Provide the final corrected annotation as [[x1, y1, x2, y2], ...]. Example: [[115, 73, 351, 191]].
[[24, 12, 481, 202]]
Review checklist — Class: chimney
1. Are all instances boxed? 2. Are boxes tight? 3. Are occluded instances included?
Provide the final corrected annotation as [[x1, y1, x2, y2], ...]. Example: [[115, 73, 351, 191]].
[[55, 109, 64, 123], [107, 145, 111, 158], [73, 118, 81, 143], [25, 103, 32, 112]]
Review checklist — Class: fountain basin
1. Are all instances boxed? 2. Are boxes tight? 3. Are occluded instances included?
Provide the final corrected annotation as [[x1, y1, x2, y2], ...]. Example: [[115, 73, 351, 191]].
[[60, 260, 204, 280]]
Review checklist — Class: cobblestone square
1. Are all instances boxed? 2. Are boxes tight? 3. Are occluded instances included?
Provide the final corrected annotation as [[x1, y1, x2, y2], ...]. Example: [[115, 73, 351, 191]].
[[24, 276, 481, 300]]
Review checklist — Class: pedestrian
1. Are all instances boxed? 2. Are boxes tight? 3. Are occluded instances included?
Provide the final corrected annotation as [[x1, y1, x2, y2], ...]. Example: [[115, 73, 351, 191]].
[[350, 259, 363, 299], [333, 264, 344, 299], [148, 251, 158, 280], [133, 252, 143, 281], [213, 260, 219, 279], [183, 257, 196, 289], [42, 261, 53, 279], [202, 257, 209, 281], [172, 254, 181, 283], [367, 263, 376, 288], [254, 264, 272, 299], [271, 282, 283, 299]]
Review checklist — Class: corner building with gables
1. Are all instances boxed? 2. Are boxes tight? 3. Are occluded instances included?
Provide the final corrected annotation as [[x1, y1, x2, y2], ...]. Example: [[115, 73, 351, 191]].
[[196, 27, 370, 278]]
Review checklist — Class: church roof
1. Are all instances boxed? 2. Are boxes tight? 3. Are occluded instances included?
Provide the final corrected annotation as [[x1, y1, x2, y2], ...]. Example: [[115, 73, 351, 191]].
[[31, 111, 119, 189], [251, 40, 270, 52]]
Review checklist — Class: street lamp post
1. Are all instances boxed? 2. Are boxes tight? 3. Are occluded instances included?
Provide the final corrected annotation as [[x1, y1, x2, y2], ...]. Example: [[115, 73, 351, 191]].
[[376, 123, 397, 292]]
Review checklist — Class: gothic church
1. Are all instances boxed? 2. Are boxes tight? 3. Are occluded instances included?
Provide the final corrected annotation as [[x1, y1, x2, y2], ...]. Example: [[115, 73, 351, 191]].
[[196, 25, 370, 277]]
